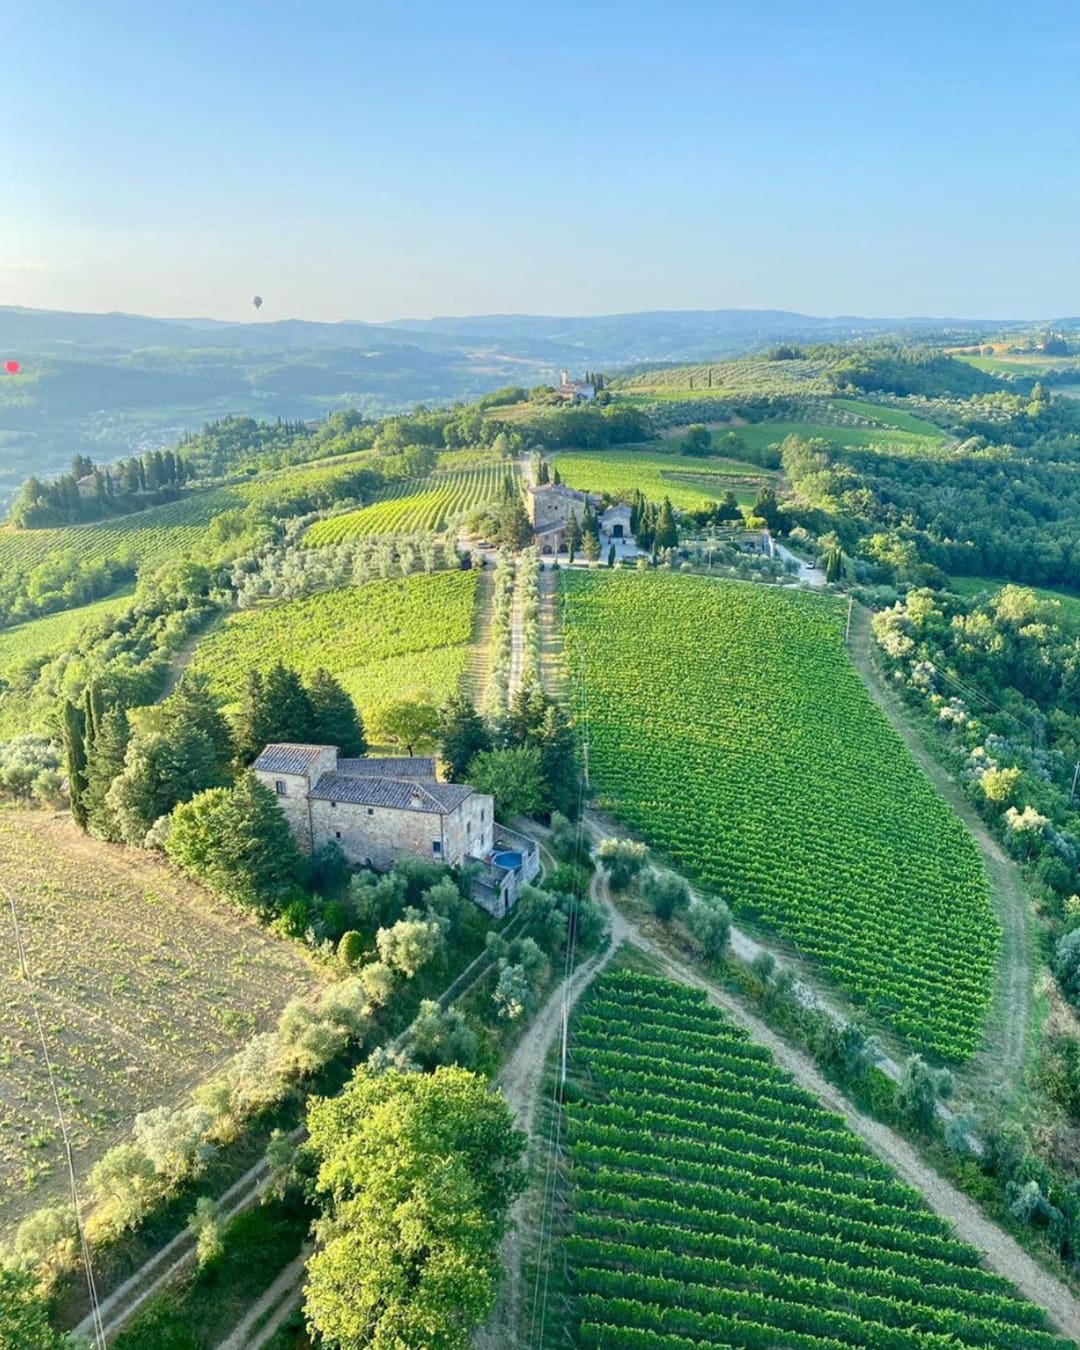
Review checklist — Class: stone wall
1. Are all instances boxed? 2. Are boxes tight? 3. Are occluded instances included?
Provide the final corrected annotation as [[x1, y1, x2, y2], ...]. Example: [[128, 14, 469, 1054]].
[[443, 791, 494, 864], [253, 769, 313, 851], [310, 798, 441, 870]]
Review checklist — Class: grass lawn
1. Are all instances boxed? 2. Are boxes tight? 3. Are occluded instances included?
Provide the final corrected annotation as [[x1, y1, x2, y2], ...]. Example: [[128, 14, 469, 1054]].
[[0, 811, 317, 1233]]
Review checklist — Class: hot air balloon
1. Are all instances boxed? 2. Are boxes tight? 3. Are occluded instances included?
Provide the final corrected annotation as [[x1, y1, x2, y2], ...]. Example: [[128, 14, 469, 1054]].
[[4, 361, 19, 374], [252, 296, 263, 311]]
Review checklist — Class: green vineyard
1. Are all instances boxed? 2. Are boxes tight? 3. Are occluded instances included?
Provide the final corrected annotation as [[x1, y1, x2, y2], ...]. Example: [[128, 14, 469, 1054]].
[[305, 463, 518, 543], [557, 969, 1070, 1350], [560, 571, 996, 1058], [0, 487, 245, 575], [189, 570, 478, 719]]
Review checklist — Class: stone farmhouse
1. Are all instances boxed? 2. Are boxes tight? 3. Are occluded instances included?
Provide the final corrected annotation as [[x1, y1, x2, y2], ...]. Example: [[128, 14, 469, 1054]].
[[526, 481, 600, 553], [252, 743, 539, 915]]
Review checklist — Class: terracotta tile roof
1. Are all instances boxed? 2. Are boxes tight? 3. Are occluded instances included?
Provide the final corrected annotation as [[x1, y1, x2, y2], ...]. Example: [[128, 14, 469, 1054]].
[[252, 743, 335, 775], [310, 773, 474, 815], [337, 756, 436, 779]]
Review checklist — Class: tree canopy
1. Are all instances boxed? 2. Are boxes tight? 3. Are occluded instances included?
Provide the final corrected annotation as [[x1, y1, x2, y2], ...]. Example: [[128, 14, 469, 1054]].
[[304, 1065, 526, 1350]]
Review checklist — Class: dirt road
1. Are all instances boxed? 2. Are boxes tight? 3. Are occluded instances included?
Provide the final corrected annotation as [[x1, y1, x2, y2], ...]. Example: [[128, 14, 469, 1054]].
[[476, 881, 628, 1350]]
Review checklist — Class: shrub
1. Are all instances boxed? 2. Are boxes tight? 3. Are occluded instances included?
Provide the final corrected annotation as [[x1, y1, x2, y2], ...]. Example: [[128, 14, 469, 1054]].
[[597, 837, 648, 892], [641, 870, 690, 922], [338, 930, 365, 968], [685, 895, 732, 958], [188, 1197, 224, 1268]]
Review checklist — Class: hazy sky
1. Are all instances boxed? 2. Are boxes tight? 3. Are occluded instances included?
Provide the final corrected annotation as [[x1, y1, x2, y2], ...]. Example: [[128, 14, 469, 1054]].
[[2, 0, 1078, 322]]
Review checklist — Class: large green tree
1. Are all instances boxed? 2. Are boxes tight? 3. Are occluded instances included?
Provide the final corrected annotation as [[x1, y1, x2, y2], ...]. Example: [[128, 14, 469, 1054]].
[[371, 694, 440, 757], [682, 424, 712, 457], [0, 1268, 70, 1349], [438, 693, 491, 782], [307, 668, 367, 756], [465, 746, 546, 820], [235, 662, 316, 760], [304, 1065, 525, 1350], [166, 773, 306, 912]]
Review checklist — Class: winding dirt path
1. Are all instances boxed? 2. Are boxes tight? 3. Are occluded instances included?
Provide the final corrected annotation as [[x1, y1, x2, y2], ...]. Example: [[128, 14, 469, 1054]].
[[621, 917, 1080, 1344], [476, 880, 629, 1350], [847, 604, 1033, 1100]]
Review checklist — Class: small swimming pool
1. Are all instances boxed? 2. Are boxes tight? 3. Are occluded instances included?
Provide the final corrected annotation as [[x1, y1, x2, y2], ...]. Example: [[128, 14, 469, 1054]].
[[492, 850, 523, 871]]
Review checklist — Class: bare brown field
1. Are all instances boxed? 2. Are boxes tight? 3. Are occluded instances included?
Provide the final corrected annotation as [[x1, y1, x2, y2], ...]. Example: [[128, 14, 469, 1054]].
[[0, 811, 317, 1230]]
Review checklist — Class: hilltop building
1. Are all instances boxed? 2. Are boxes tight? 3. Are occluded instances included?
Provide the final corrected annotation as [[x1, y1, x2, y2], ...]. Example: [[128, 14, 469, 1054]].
[[252, 743, 538, 915], [557, 370, 596, 403]]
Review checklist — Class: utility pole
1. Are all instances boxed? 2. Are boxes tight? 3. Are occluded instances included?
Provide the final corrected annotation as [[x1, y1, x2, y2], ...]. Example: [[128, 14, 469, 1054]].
[[582, 741, 590, 789], [1071, 760, 1080, 804], [845, 595, 854, 643]]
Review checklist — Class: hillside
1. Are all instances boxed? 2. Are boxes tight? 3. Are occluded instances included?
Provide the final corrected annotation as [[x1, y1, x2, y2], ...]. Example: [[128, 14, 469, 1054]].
[[0, 305, 1027, 503]]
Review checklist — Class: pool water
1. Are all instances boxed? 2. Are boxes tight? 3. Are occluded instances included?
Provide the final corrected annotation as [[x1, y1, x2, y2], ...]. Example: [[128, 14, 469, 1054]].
[[493, 850, 524, 870]]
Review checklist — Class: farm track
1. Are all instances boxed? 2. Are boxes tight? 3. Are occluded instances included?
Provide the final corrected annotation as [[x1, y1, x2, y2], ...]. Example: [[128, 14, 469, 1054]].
[[477, 869, 629, 1350], [847, 604, 1033, 1103]]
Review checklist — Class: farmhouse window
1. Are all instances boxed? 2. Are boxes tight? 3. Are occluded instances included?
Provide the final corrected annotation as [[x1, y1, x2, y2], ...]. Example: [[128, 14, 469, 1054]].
[[367, 807, 374, 816], [335, 830, 341, 840], [330, 800, 336, 808], [432, 840, 442, 855], [274, 780, 287, 796]]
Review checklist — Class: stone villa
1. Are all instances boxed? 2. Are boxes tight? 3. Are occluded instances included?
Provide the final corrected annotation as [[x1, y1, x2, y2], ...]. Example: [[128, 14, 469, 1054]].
[[526, 481, 599, 553], [252, 743, 539, 915]]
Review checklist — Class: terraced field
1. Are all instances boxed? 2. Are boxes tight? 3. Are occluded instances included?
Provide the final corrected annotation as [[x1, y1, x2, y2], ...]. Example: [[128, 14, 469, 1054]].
[[560, 571, 996, 1058], [556, 969, 1071, 1350], [305, 463, 518, 543], [189, 570, 478, 719]]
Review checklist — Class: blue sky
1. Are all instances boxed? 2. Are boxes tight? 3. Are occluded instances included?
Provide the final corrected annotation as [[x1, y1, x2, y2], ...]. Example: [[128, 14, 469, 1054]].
[[2, 0, 1078, 321]]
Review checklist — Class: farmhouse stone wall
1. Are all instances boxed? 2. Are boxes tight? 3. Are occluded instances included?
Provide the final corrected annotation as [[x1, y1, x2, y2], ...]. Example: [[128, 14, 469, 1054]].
[[529, 486, 586, 533], [443, 791, 495, 863], [253, 769, 314, 851], [307, 790, 494, 870]]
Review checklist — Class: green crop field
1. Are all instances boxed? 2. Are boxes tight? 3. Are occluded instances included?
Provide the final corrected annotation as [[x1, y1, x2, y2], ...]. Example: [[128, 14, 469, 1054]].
[[560, 572, 996, 1058], [549, 451, 768, 511], [304, 463, 518, 543], [0, 587, 135, 677], [189, 570, 478, 720], [555, 968, 1070, 1350], [826, 397, 949, 438], [615, 355, 835, 397]]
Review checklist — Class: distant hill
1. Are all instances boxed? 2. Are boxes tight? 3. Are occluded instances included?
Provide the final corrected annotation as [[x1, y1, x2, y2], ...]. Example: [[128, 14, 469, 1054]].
[[0, 304, 1030, 503]]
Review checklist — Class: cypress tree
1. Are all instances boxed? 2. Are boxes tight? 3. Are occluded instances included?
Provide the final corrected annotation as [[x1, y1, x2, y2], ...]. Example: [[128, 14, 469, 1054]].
[[655, 497, 678, 549], [306, 668, 367, 755], [566, 511, 581, 563], [167, 671, 234, 774], [85, 704, 130, 840], [63, 700, 89, 829]]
